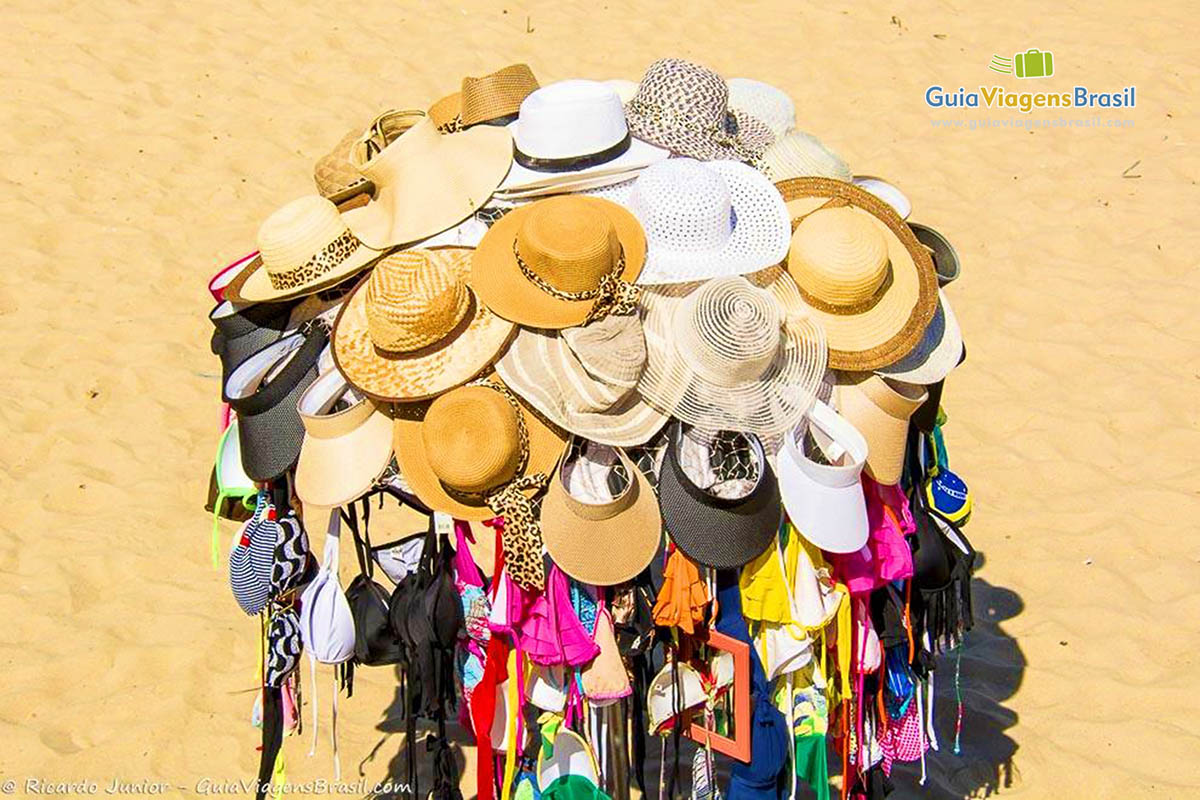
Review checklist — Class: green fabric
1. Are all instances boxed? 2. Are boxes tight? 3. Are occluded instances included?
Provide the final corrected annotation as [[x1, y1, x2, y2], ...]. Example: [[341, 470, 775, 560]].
[[793, 735, 830, 800], [541, 776, 611, 800]]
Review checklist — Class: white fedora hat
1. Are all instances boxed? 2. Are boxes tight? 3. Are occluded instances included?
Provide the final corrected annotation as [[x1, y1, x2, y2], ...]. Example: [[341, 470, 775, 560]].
[[777, 399, 870, 553]]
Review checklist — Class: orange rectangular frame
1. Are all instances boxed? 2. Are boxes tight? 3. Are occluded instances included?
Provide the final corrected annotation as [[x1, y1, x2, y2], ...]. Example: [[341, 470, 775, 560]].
[[685, 627, 752, 763]]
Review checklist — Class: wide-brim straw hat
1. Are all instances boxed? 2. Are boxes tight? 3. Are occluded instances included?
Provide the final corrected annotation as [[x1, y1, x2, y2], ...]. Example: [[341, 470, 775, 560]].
[[428, 64, 539, 132], [639, 268, 827, 439], [908, 222, 962, 286], [495, 313, 668, 447], [331, 247, 515, 402], [759, 131, 854, 183], [726, 78, 796, 139], [294, 369, 394, 509], [313, 110, 418, 202], [778, 177, 938, 371], [471, 195, 646, 329], [341, 113, 513, 249], [875, 290, 963, 385], [833, 373, 928, 485], [541, 440, 662, 585], [392, 376, 567, 521], [224, 195, 385, 304]]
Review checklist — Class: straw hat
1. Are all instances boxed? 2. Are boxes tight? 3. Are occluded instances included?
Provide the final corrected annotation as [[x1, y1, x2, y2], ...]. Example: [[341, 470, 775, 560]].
[[497, 80, 669, 195], [471, 195, 646, 329], [294, 370, 394, 509], [341, 112, 512, 249], [625, 58, 775, 163], [541, 440, 662, 586], [630, 158, 790, 285], [639, 269, 827, 438], [313, 109, 419, 202], [760, 131, 854, 183], [834, 373, 927, 484], [875, 290, 963, 384], [778, 177, 938, 371], [427, 64, 539, 132], [223, 195, 384, 304], [494, 313, 668, 447], [331, 248, 515, 402], [393, 377, 567, 589], [726, 78, 796, 139]]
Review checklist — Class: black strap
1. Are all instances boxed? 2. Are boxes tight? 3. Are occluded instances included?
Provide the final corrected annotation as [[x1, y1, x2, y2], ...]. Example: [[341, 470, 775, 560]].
[[342, 498, 375, 579], [255, 687, 284, 800], [512, 131, 632, 173], [227, 323, 327, 416]]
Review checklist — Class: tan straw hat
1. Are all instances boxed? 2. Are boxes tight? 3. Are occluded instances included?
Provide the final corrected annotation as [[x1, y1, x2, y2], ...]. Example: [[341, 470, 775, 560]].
[[638, 267, 828, 438], [341, 112, 512, 249], [494, 313, 668, 447], [294, 369, 394, 509], [225, 195, 385, 304], [331, 247, 515, 402], [778, 177, 937, 371], [428, 64, 540, 132], [541, 439, 662, 586], [393, 377, 567, 589], [471, 195, 646, 329], [760, 131, 854, 182], [834, 373, 927, 484]]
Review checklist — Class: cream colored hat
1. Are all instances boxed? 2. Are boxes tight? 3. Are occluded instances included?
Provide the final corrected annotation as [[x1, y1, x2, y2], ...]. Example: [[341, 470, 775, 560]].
[[760, 131, 854, 182], [638, 268, 827, 438], [225, 195, 384, 304], [331, 248, 515, 402], [313, 109, 420, 202], [495, 313, 668, 447], [834, 373, 927, 484], [341, 112, 513, 249], [726, 78, 796, 139]]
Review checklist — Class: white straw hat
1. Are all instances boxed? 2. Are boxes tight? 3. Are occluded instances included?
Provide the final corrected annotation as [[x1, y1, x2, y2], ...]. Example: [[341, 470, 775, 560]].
[[726, 78, 796, 139], [630, 158, 791, 285], [638, 268, 827, 437], [760, 131, 854, 182]]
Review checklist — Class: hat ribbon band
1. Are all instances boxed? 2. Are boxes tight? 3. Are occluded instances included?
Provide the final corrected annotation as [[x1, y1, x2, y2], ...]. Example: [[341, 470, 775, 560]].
[[626, 98, 762, 163], [512, 241, 642, 325], [267, 229, 363, 291], [797, 264, 894, 316], [512, 132, 632, 174]]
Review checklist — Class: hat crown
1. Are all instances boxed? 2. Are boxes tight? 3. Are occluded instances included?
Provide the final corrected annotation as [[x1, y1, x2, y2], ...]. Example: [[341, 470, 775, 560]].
[[634, 58, 730, 129], [257, 195, 357, 276], [559, 314, 646, 409], [632, 159, 734, 253], [679, 277, 783, 384], [354, 113, 439, 181], [422, 385, 521, 493], [789, 207, 890, 307], [761, 132, 853, 182], [514, 80, 628, 159], [515, 197, 622, 293], [364, 251, 471, 352], [461, 63, 539, 126], [726, 78, 795, 139]]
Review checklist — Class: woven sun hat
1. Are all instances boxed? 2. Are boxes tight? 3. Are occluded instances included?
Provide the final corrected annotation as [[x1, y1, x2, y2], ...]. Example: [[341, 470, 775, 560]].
[[294, 369, 394, 509], [341, 112, 512, 249], [776, 399, 870, 553], [427, 63, 540, 132], [759, 131, 854, 183], [778, 177, 938, 371], [629, 158, 789, 285], [638, 268, 827, 439], [331, 247, 515, 402], [657, 422, 782, 569], [726, 78, 796, 139], [471, 195, 646, 329], [625, 58, 775, 164], [908, 222, 962, 286], [851, 175, 912, 220], [497, 80, 669, 194], [874, 290, 963, 384], [223, 195, 385, 304], [834, 373, 927, 485], [313, 109, 419, 203], [495, 313, 668, 447], [541, 438, 662, 585]]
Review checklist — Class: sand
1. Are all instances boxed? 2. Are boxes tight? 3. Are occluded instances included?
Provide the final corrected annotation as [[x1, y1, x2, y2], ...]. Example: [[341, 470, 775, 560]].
[[2, 0, 1198, 797]]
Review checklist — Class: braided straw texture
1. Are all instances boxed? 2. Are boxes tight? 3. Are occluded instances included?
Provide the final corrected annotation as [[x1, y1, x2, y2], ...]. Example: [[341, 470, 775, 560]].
[[760, 131, 854, 183], [365, 250, 471, 352]]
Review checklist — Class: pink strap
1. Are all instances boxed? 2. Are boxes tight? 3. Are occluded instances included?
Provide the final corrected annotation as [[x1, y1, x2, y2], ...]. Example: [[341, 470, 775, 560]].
[[454, 520, 486, 588]]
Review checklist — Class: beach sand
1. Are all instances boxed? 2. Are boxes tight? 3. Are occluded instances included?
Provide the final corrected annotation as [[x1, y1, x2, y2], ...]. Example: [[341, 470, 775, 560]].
[[2, 0, 1198, 797]]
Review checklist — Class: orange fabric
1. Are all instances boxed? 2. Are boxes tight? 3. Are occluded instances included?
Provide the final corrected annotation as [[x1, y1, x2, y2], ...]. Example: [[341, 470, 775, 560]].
[[652, 549, 710, 634]]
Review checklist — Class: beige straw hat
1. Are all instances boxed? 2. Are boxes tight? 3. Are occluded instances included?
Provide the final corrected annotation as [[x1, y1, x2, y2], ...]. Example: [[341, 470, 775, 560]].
[[313, 110, 419, 202], [777, 177, 937, 371], [393, 377, 567, 589], [760, 131, 854, 183], [726, 78, 796, 139], [638, 267, 828, 438], [471, 195, 646, 329], [428, 64, 540, 132], [494, 313, 668, 447], [541, 439, 662, 586], [834, 373, 928, 484], [331, 248, 516, 402], [341, 112, 512, 249], [225, 195, 385, 304]]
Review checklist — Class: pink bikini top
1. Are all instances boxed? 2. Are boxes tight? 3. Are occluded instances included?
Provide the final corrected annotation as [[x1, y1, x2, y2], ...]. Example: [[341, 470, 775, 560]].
[[830, 476, 915, 595], [490, 563, 599, 667]]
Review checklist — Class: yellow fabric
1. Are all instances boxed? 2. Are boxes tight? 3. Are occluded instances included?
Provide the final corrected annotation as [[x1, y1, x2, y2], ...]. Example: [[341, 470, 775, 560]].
[[739, 537, 793, 624], [501, 650, 520, 799]]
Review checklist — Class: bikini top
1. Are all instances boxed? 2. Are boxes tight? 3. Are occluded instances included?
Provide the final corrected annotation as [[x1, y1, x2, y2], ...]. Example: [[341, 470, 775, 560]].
[[299, 512, 357, 665]]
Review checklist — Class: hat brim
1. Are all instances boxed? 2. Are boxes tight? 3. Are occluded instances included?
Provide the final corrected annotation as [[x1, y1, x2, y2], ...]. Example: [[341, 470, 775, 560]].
[[226, 242, 384, 304], [908, 222, 961, 286], [471, 196, 646, 329], [833, 376, 927, 485], [210, 252, 259, 303], [391, 376, 568, 520], [875, 291, 963, 384], [541, 449, 662, 585], [777, 177, 938, 372], [852, 176, 912, 220], [331, 248, 517, 402], [500, 128, 669, 193], [295, 406, 394, 509], [625, 105, 774, 163], [495, 169, 645, 200], [776, 448, 869, 554]]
